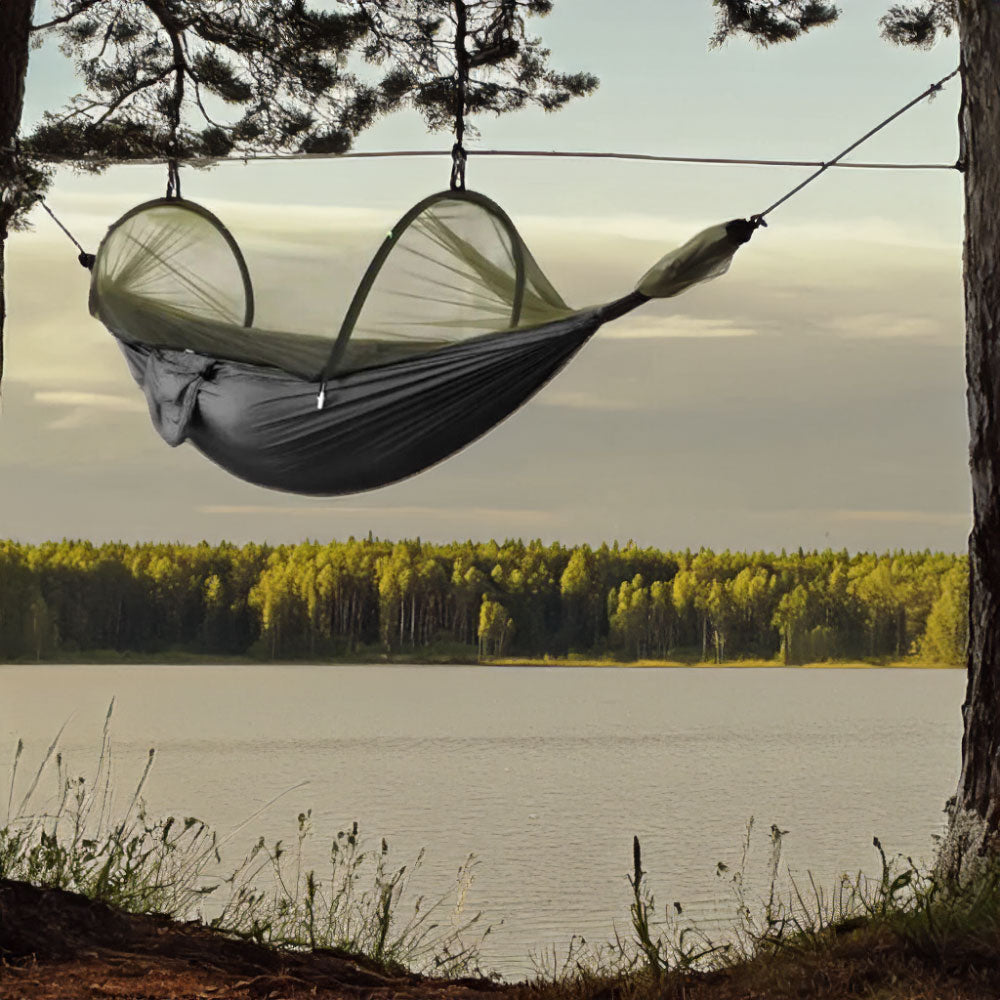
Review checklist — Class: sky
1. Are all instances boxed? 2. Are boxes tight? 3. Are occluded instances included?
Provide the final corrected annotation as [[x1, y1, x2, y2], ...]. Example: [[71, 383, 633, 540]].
[[1, 0, 968, 552]]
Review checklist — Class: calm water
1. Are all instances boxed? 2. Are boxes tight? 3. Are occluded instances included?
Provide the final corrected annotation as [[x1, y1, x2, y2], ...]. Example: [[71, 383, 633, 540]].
[[0, 665, 964, 978]]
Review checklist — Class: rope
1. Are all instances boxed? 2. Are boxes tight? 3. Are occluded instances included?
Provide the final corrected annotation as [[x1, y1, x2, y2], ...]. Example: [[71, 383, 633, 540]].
[[38, 199, 94, 269], [10, 146, 959, 171], [19, 66, 962, 268], [751, 67, 960, 227]]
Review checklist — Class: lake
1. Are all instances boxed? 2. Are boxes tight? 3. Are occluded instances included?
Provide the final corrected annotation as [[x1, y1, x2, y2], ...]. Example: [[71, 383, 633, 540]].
[[0, 664, 964, 978]]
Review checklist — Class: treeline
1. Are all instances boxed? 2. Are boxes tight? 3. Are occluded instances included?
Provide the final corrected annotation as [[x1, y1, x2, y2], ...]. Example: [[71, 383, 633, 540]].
[[0, 540, 968, 665]]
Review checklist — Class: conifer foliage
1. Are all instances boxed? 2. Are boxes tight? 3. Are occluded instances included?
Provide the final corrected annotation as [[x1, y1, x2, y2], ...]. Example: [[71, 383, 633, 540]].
[[27, 2, 379, 170], [359, 1, 598, 138], [709, 0, 839, 47]]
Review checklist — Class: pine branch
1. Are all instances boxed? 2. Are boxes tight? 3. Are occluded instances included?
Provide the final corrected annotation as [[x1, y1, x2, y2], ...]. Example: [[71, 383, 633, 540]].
[[879, 2, 956, 48], [30, 0, 102, 33], [358, 0, 597, 137], [710, 0, 840, 47], [28, 0, 377, 168]]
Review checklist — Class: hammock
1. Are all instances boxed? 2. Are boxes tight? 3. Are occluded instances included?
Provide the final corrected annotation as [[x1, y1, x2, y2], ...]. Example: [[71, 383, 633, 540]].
[[89, 190, 752, 495]]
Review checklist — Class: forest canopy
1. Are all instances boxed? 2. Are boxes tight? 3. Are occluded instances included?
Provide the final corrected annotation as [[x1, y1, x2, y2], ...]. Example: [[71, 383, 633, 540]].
[[0, 539, 968, 666]]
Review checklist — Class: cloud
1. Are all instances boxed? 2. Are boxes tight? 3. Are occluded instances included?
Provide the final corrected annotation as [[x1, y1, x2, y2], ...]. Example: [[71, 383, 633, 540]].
[[516, 211, 959, 253], [33, 390, 146, 431], [34, 390, 146, 411], [197, 504, 555, 525], [534, 389, 649, 412], [829, 509, 970, 527], [600, 315, 758, 340], [23, 192, 397, 249], [823, 312, 956, 340]]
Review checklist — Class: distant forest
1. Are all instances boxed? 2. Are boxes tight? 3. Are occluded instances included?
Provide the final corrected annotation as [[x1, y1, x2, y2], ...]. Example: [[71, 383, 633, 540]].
[[0, 540, 968, 666]]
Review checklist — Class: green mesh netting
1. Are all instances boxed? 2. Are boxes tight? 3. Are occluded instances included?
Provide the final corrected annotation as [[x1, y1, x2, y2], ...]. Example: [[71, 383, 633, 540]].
[[90, 191, 582, 380]]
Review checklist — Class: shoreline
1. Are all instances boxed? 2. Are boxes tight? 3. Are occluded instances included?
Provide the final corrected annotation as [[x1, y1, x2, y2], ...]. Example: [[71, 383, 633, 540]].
[[0, 653, 961, 669]]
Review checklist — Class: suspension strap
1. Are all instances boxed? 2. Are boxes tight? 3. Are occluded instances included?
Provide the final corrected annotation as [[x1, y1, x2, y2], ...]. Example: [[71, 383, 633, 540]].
[[750, 67, 960, 228], [450, 143, 467, 191], [166, 157, 182, 199], [38, 200, 95, 269], [6, 139, 94, 268]]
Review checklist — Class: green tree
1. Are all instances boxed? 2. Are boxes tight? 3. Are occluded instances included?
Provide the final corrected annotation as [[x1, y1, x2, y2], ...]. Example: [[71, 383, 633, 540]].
[[478, 594, 513, 659], [849, 559, 903, 658], [729, 566, 776, 658], [0, 540, 970, 663], [705, 579, 735, 663], [560, 546, 603, 650], [921, 562, 969, 666], [772, 584, 811, 666], [376, 542, 414, 652], [609, 575, 648, 660], [648, 580, 675, 658]]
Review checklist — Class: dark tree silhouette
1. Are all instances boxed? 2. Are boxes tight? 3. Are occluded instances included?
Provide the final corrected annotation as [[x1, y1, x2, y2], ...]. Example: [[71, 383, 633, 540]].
[[358, 1, 597, 184]]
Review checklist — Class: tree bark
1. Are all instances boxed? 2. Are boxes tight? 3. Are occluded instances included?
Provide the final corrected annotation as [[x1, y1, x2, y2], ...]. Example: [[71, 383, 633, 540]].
[[0, 0, 36, 390], [955, 0, 1000, 850]]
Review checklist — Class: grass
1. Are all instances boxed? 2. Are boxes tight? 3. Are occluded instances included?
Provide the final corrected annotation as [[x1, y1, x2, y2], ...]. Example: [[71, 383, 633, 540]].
[[527, 820, 1000, 1000], [488, 654, 959, 669], [0, 703, 488, 977], [4, 713, 999, 998]]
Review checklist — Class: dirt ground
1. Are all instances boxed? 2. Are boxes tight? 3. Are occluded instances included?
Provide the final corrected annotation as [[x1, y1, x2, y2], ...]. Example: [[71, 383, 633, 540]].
[[5, 878, 1000, 1000], [0, 879, 511, 1000]]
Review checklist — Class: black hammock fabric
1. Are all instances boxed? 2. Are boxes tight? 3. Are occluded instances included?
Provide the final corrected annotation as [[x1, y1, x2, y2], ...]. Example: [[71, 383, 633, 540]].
[[119, 297, 640, 495], [90, 190, 751, 495]]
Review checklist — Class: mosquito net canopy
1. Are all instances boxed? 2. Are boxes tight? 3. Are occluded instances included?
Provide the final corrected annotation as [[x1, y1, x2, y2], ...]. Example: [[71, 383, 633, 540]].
[[90, 191, 591, 381], [88, 189, 754, 494]]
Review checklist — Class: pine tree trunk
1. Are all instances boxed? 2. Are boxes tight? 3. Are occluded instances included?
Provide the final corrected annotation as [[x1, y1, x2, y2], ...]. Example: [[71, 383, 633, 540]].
[[0, 0, 36, 390], [0, 236, 7, 387], [954, 0, 1000, 851]]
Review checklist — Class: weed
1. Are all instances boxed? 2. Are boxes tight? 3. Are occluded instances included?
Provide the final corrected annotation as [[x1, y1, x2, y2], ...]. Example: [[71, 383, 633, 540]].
[[0, 704, 489, 977]]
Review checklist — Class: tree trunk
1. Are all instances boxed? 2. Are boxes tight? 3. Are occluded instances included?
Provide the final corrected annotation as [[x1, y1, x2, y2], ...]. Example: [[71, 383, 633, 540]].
[[954, 0, 1000, 853], [0, 0, 36, 390], [0, 236, 7, 388]]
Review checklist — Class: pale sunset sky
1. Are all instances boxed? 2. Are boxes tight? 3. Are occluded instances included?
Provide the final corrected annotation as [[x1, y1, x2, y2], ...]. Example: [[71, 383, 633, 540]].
[[1, 0, 966, 551]]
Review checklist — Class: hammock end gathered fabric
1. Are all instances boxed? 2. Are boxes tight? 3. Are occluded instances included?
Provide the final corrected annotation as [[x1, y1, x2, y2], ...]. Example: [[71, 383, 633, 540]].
[[78, 251, 96, 270], [726, 218, 761, 245], [635, 220, 753, 300]]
